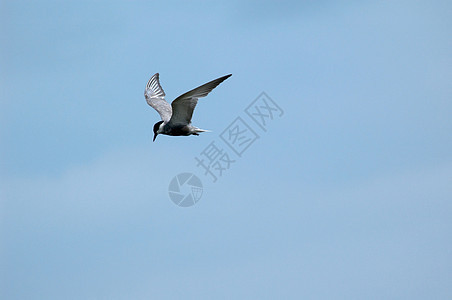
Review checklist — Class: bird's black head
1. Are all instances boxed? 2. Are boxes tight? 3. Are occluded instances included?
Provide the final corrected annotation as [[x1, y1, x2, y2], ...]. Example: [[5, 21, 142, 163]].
[[153, 121, 164, 142]]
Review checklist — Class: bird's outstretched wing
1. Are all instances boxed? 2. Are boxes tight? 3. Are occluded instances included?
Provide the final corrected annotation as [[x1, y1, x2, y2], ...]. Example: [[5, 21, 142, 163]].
[[168, 74, 232, 126], [144, 73, 172, 122]]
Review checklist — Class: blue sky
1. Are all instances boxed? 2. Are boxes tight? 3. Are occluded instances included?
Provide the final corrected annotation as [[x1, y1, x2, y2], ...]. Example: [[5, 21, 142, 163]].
[[1, 0, 451, 299]]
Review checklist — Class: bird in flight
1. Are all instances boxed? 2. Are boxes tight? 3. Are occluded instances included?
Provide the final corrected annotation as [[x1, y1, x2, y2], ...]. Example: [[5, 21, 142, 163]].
[[144, 73, 232, 142]]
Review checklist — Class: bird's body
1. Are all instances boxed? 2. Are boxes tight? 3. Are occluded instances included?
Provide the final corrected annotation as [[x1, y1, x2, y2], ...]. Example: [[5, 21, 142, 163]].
[[144, 73, 231, 141], [154, 121, 208, 137]]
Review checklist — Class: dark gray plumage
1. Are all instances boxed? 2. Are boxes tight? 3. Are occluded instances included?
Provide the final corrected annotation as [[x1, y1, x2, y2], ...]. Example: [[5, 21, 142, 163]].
[[144, 73, 232, 141]]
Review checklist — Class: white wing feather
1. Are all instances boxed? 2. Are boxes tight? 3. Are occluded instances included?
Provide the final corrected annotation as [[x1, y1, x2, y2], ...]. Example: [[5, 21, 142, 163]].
[[144, 73, 172, 122]]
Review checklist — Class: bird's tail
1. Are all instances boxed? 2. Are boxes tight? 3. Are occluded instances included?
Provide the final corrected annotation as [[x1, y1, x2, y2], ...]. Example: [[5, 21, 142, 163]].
[[194, 128, 211, 134]]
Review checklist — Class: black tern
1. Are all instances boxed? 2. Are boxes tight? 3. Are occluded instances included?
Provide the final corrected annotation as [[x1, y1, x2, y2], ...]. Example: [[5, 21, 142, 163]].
[[145, 73, 232, 142]]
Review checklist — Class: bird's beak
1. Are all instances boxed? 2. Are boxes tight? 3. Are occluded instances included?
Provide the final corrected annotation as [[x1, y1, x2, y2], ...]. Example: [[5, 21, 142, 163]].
[[153, 133, 158, 142]]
